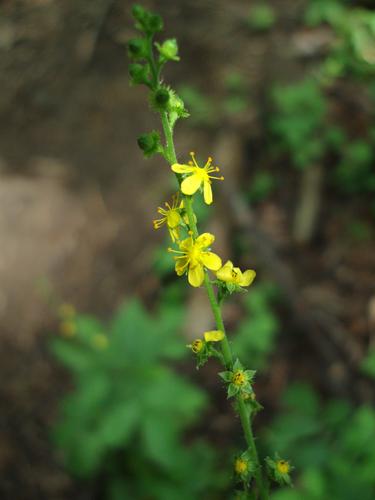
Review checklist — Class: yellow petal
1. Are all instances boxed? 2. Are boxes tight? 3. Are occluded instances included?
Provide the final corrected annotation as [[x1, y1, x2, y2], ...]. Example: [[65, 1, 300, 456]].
[[188, 264, 204, 287], [232, 267, 243, 284], [204, 330, 224, 342], [171, 163, 194, 174], [239, 269, 256, 287], [166, 210, 181, 228], [203, 180, 213, 205], [196, 232, 215, 248], [168, 226, 180, 242], [201, 251, 222, 271], [175, 258, 188, 275], [216, 260, 233, 282], [179, 236, 194, 252], [181, 173, 202, 195]]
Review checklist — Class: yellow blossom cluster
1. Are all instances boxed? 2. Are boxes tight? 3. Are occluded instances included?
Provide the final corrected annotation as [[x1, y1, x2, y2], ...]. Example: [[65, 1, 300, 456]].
[[153, 151, 256, 289]]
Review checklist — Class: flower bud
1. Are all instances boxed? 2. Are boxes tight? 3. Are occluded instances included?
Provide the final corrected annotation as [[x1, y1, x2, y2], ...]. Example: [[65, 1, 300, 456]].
[[131, 5, 163, 35], [131, 4, 147, 23], [150, 87, 170, 111], [137, 131, 162, 158], [147, 13, 163, 33], [127, 38, 148, 60], [156, 38, 180, 61], [129, 63, 150, 86]]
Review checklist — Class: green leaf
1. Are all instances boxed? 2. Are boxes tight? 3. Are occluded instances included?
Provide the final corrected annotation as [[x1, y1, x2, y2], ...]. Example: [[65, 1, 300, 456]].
[[97, 402, 139, 447], [50, 339, 92, 372]]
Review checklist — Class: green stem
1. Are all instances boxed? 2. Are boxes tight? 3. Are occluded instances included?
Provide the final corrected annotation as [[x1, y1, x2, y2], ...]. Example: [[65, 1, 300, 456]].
[[160, 110, 268, 500], [146, 35, 158, 88]]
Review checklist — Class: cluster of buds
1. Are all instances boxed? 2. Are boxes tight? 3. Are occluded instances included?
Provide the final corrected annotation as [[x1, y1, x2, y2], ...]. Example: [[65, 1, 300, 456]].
[[128, 5, 188, 158]]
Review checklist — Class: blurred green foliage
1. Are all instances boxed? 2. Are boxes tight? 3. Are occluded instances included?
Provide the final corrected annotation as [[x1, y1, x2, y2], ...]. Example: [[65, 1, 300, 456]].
[[179, 72, 249, 126], [305, 0, 375, 78], [334, 140, 375, 195], [52, 300, 226, 499], [247, 171, 278, 203], [361, 348, 375, 379], [270, 78, 327, 169], [266, 383, 375, 500], [232, 283, 280, 371], [247, 3, 277, 32], [178, 85, 216, 126]]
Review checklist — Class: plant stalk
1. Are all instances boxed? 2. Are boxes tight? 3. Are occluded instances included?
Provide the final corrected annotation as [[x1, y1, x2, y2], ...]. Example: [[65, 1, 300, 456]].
[[161, 110, 268, 500]]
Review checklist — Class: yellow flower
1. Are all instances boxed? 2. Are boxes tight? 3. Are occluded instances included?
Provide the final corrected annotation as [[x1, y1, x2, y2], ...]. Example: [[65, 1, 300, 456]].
[[276, 460, 290, 475], [171, 152, 224, 205], [216, 260, 256, 287], [189, 339, 204, 353], [234, 458, 249, 475], [204, 330, 224, 342], [232, 369, 246, 386], [169, 232, 222, 287], [153, 194, 183, 242]]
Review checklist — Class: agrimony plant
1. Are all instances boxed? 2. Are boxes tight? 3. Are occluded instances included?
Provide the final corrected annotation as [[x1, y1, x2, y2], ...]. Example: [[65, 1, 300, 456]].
[[128, 5, 292, 498]]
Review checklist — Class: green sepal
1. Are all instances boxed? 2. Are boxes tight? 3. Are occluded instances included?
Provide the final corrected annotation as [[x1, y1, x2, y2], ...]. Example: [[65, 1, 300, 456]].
[[214, 279, 248, 298], [168, 91, 189, 128], [244, 369, 256, 380], [219, 371, 232, 382], [249, 397, 263, 416], [233, 359, 243, 371], [195, 350, 210, 368], [228, 383, 239, 398], [241, 382, 253, 394]]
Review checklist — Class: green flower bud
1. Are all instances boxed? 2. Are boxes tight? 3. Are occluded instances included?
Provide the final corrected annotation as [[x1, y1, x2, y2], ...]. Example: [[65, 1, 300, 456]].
[[127, 38, 148, 60], [131, 4, 147, 23], [147, 13, 163, 33], [167, 91, 189, 127], [137, 131, 162, 158], [155, 88, 170, 105], [155, 38, 180, 61], [168, 92, 187, 116], [131, 5, 163, 35], [150, 87, 170, 111], [129, 63, 150, 86]]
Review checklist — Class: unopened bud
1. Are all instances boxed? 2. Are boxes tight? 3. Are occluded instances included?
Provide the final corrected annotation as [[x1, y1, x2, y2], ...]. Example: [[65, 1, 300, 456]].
[[137, 131, 162, 158], [156, 38, 180, 61], [129, 63, 150, 86], [127, 38, 148, 60]]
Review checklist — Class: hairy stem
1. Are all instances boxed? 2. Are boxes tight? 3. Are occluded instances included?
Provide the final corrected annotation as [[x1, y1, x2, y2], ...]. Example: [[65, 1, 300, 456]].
[[161, 110, 268, 499]]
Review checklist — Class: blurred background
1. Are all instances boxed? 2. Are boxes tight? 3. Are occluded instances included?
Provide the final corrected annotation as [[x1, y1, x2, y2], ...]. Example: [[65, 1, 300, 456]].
[[1, 0, 375, 499]]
